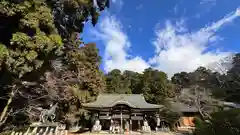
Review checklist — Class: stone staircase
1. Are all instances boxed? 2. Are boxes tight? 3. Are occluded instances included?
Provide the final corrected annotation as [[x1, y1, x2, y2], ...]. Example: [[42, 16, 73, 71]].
[[10, 122, 67, 135]]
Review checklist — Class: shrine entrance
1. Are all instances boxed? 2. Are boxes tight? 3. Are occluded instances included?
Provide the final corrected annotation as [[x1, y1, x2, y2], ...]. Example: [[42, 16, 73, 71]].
[[131, 120, 143, 131], [111, 104, 131, 131]]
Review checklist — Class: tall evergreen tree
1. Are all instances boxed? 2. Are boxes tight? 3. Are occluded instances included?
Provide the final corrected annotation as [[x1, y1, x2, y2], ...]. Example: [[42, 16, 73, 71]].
[[105, 69, 131, 94], [142, 68, 175, 104], [0, 0, 109, 129]]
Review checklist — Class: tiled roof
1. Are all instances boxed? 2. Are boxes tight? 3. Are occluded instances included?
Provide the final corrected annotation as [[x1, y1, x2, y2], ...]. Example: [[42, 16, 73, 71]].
[[223, 102, 240, 108], [170, 102, 198, 112], [82, 94, 164, 109]]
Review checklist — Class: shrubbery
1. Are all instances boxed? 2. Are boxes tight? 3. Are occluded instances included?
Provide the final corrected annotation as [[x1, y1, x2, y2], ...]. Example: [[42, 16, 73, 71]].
[[194, 109, 240, 135]]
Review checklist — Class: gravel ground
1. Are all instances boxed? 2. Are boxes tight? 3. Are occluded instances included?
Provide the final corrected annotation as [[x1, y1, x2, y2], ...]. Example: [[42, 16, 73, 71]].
[[76, 131, 184, 135]]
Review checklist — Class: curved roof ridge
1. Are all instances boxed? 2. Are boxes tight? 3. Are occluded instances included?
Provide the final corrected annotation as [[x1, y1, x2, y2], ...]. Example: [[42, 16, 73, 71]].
[[83, 93, 163, 109]]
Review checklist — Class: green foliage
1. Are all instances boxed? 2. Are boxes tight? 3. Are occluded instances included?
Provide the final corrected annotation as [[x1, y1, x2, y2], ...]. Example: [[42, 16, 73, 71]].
[[0, 0, 63, 77], [171, 71, 190, 94], [193, 117, 205, 129], [71, 84, 92, 103], [171, 59, 240, 104], [68, 43, 106, 96], [194, 109, 240, 135], [0, 0, 109, 130], [122, 70, 142, 94], [104, 68, 175, 104], [220, 73, 240, 103], [0, 44, 9, 68], [142, 68, 175, 104], [160, 109, 181, 125], [193, 117, 215, 135], [2, 0, 240, 132], [105, 69, 132, 94], [0, 0, 109, 78], [48, 0, 109, 41], [58, 43, 106, 126]]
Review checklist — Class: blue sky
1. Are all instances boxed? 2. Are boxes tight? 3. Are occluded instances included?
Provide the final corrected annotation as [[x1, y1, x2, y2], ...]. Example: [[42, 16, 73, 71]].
[[82, 0, 240, 77]]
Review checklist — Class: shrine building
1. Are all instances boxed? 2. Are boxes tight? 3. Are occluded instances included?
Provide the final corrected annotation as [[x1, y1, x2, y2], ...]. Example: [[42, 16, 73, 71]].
[[82, 94, 164, 133]]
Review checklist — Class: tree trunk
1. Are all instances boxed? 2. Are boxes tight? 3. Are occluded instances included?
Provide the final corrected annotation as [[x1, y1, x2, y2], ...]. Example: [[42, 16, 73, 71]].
[[0, 91, 13, 128]]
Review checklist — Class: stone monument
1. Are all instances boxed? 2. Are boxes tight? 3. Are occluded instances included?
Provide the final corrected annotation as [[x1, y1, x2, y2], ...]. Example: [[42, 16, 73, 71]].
[[91, 119, 102, 133], [11, 103, 67, 135], [155, 114, 161, 132], [142, 120, 151, 133], [39, 103, 58, 123]]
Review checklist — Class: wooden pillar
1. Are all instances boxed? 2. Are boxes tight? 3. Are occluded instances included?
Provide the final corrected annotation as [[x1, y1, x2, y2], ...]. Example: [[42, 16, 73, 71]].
[[97, 111, 100, 119], [130, 119, 132, 131], [129, 110, 132, 131], [97, 111, 100, 127], [138, 120, 141, 131], [120, 106, 123, 133], [156, 113, 160, 131], [109, 108, 113, 133]]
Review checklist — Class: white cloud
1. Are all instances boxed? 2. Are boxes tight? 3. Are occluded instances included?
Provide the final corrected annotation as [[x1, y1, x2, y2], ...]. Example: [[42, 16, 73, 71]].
[[111, 0, 123, 11], [200, 0, 216, 5], [90, 8, 239, 77], [150, 8, 240, 77], [92, 16, 150, 73]]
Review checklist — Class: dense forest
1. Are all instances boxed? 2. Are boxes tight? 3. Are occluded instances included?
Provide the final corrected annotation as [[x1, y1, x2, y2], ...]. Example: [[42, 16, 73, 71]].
[[104, 55, 240, 135], [0, 0, 239, 135], [104, 54, 240, 104]]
